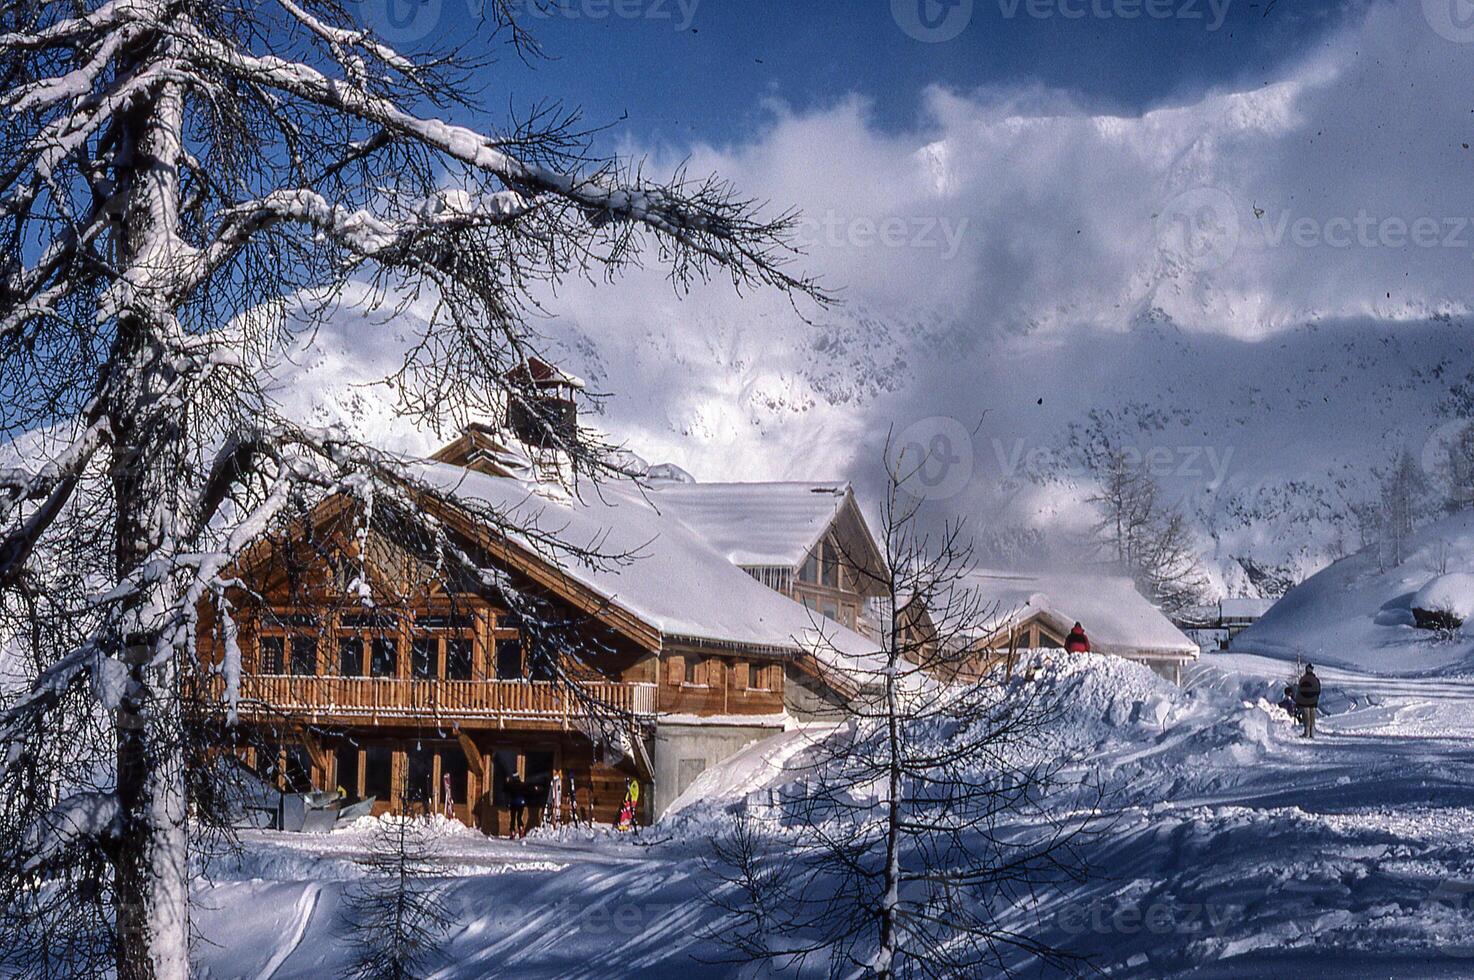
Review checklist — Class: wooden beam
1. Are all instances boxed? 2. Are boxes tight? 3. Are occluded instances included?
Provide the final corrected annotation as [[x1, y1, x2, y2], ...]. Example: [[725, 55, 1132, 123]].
[[455, 728, 485, 775]]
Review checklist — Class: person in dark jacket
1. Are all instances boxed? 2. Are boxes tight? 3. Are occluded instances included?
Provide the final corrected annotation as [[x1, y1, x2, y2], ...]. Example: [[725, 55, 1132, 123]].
[[1278, 685, 1300, 722], [1064, 622, 1091, 654], [1296, 664, 1321, 738]]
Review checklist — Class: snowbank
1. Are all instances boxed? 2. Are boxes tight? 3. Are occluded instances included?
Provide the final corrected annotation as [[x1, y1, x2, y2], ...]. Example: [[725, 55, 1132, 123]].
[[1234, 511, 1474, 673]]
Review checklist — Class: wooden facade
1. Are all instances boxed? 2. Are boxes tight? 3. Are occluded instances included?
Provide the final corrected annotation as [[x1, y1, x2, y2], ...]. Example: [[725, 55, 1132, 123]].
[[192, 479, 794, 833]]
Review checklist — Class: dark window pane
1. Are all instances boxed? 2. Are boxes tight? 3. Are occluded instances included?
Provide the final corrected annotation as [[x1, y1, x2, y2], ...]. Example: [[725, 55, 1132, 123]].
[[363, 746, 392, 800], [283, 745, 313, 794], [411, 637, 437, 680], [445, 638, 473, 681], [289, 636, 317, 676], [684, 656, 701, 685], [439, 749, 469, 804], [338, 638, 363, 677], [259, 636, 284, 674], [335, 746, 360, 799], [370, 638, 397, 678], [495, 638, 522, 680], [405, 746, 434, 808], [527, 648, 554, 682], [492, 750, 517, 805]]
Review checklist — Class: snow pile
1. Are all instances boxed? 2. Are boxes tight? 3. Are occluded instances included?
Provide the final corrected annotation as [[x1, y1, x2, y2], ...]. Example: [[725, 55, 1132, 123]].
[[1235, 510, 1474, 672], [1413, 573, 1474, 622], [662, 654, 1285, 832]]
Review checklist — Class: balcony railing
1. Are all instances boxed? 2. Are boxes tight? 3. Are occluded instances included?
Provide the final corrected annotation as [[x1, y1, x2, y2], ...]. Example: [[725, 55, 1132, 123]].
[[196, 674, 657, 729]]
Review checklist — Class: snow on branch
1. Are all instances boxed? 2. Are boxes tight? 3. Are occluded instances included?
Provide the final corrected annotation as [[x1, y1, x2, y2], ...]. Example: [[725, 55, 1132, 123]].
[[20, 791, 120, 873]]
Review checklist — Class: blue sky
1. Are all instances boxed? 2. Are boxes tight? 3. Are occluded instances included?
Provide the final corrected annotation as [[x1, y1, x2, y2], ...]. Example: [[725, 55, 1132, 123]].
[[362, 0, 1367, 146]]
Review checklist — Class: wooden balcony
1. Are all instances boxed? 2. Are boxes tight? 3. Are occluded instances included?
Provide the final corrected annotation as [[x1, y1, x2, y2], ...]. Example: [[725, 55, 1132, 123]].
[[196, 674, 657, 731]]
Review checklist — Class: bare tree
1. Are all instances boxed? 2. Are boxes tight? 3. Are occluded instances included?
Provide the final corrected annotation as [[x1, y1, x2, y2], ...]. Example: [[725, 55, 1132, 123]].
[[0, 3, 819, 976], [707, 436, 1098, 978], [1081, 442, 1208, 617], [1355, 448, 1434, 569], [342, 815, 455, 980]]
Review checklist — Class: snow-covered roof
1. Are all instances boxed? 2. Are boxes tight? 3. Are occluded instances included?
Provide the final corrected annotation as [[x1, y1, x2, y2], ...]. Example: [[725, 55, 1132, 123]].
[[649, 481, 854, 568], [966, 570, 1199, 660], [412, 463, 884, 680], [1220, 597, 1276, 620]]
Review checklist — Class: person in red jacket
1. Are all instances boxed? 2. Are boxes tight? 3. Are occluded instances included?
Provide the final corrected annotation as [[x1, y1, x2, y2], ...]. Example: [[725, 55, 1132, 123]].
[[1064, 622, 1091, 654]]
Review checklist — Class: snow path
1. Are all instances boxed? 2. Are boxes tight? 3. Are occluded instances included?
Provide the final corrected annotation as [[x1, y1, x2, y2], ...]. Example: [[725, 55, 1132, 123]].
[[191, 659, 1474, 978]]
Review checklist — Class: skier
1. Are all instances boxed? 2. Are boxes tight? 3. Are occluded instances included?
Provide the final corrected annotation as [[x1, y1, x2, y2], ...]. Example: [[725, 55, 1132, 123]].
[[1064, 622, 1091, 654], [615, 779, 641, 833], [1296, 664, 1321, 738]]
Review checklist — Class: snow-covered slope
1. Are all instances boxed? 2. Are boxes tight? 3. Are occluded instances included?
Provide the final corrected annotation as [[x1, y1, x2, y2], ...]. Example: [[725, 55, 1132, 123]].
[[190, 652, 1474, 977], [1233, 511, 1474, 674]]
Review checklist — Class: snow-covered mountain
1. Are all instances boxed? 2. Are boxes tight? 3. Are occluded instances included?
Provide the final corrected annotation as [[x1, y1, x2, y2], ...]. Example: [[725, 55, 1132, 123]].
[[271, 280, 1474, 603]]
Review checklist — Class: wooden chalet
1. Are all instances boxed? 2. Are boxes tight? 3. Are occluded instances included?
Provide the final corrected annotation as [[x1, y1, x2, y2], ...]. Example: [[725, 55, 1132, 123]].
[[648, 479, 889, 634], [195, 427, 884, 833], [951, 570, 1200, 683]]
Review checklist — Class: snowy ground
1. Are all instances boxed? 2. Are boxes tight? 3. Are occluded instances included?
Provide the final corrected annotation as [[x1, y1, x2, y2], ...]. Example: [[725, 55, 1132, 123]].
[[193, 653, 1474, 979]]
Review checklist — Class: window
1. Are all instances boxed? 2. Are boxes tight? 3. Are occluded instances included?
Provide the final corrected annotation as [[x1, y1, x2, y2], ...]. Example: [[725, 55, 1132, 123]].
[[750, 664, 778, 691], [439, 749, 469, 805], [335, 746, 360, 799], [411, 637, 437, 680], [338, 638, 364, 676], [821, 599, 839, 622], [445, 638, 473, 681], [684, 656, 706, 686], [289, 636, 317, 676], [363, 746, 393, 800], [370, 638, 398, 678], [259, 636, 284, 674], [799, 552, 819, 584], [821, 540, 840, 588], [495, 638, 523, 680], [283, 746, 313, 794], [527, 649, 555, 682], [405, 745, 435, 808]]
